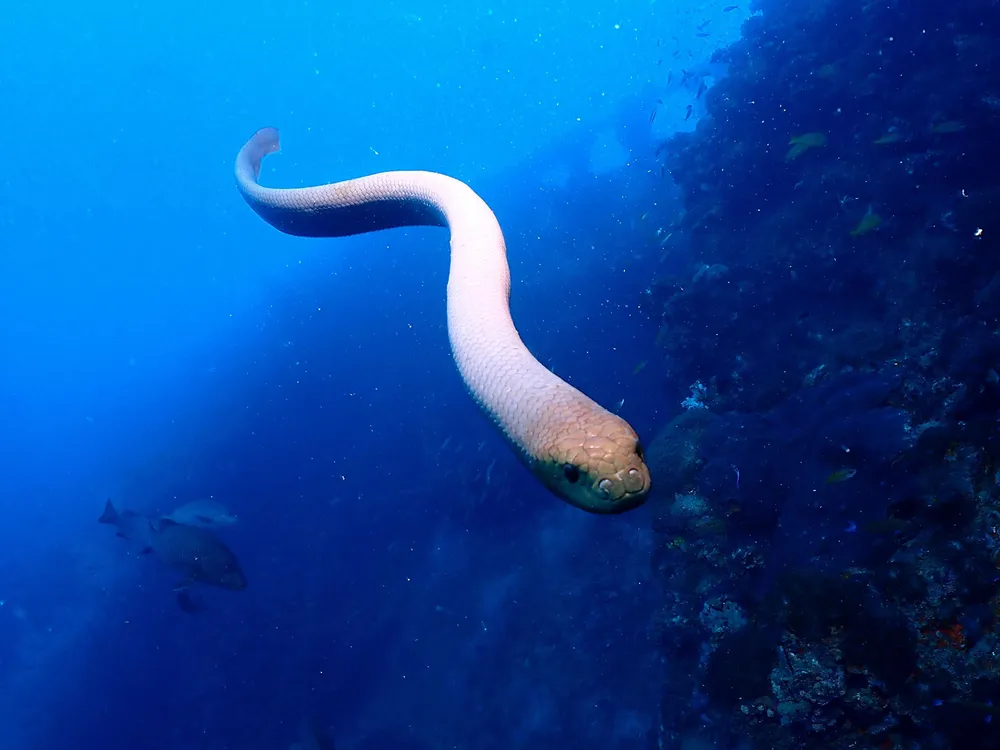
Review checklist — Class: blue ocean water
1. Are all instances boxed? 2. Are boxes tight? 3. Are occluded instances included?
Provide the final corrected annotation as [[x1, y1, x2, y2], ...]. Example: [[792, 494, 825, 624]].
[[0, 1, 735, 747], [3, 0, 998, 748]]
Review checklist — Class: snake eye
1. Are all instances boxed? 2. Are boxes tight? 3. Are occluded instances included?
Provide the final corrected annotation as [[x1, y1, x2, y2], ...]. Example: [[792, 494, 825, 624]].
[[563, 464, 581, 483]]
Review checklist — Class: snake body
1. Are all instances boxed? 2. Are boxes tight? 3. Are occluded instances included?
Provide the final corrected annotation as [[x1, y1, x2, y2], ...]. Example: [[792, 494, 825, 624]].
[[235, 128, 651, 513]]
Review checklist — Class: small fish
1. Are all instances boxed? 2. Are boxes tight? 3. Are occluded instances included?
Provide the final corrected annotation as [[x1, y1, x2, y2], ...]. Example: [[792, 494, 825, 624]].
[[696, 80, 706, 99], [850, 210, 883, 237], [696, 32, 711, 38], [931, 120, 965, 134], [98, 499, 154, 549], [873, 132, 903, 145], [632, 360, 648, 375], [649, 108, 657, 124], [825, 467, 857, 484], [785, 132, 826, 161], [697, 20, 711, 31], [684, 104, 693, 121], [667, 70, 673, 84], [165, 498, 239, 528], [844, 521, 858, 533], [614, 398, 625, 412], [723, 4, 739, 10]]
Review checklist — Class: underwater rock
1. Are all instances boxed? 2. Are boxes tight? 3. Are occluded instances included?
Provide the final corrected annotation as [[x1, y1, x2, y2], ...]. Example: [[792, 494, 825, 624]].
[[645, 408, 718, 497]]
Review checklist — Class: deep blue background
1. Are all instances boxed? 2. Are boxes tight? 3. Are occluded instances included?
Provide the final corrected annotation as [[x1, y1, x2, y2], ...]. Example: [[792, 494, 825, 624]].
[[0, 1, 747, 747]]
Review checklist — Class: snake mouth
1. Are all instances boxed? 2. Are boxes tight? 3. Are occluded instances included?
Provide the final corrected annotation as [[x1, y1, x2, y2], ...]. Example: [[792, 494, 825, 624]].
[[615, 485, 652, 511], [603, 465, 651, 499], [586, 465, 651, 514], [585, 489, 649, 514]]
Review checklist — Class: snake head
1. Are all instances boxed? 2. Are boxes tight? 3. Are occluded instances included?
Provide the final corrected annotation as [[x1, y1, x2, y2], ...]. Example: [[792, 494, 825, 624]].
[[536, 416, 652, 514]]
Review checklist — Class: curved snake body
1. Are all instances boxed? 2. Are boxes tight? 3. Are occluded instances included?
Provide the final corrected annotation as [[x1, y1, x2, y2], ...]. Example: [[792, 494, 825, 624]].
[[235, 128, 651, 513]]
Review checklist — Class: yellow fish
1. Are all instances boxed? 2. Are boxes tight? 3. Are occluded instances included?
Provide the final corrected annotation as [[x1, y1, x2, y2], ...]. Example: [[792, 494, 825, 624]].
[[785, 132, 826, 161], [873, 132, 903, 145], [850, 211, 882, 237], [825, 467, 857, 484], [931, 120, 965, 134]]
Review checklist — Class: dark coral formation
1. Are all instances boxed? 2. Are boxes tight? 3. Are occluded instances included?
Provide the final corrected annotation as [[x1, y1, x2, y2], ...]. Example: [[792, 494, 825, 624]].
[[647, 0, 1000, 747]]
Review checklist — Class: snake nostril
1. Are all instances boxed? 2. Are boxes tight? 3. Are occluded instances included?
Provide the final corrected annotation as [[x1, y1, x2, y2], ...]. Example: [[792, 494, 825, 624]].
[[598, 478, 613, 497], [626, 468, 646, 492]]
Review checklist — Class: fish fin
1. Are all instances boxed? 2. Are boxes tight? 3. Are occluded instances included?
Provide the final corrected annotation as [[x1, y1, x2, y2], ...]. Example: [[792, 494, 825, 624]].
[[175, 590, 206, 614], [172, 577, 195, 592], [151, 517, 179, 533], [98, 499, 119, 525]]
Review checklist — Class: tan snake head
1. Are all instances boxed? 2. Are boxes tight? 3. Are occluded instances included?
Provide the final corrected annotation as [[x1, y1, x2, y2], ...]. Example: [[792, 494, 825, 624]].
[[534, 410, 651, 514]]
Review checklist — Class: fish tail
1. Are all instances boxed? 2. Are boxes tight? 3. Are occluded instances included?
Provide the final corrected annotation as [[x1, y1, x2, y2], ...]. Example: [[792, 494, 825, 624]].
[[98, 498, 119, 525]]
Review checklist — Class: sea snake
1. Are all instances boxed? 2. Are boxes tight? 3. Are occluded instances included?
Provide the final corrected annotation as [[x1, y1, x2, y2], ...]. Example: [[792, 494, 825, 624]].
[[235, 127, 651, 513]]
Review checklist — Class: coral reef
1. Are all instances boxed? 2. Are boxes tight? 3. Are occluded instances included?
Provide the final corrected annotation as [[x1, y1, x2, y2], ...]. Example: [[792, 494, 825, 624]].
[[647, 0, 1000, 747]]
